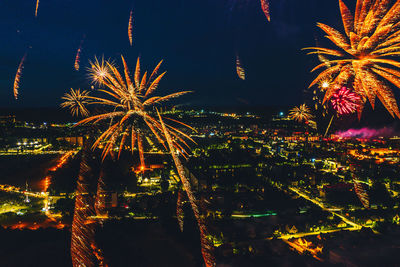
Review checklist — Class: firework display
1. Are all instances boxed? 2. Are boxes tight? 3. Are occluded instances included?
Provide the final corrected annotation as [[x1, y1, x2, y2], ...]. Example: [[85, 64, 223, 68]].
[[305, 0, 400, 118], [65, 56, 193, 162], [289, 104, 314, 123], [8, 0, 400, 266], [13, 53, 27, 100], [61, 88, 91, 117], [330, 87, 361, 115]]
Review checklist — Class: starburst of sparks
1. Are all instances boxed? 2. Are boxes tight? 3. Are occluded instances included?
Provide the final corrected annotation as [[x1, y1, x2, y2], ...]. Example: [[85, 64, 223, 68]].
[[330, 87, 361, 115], [61, 89, 91, 117], [289, 104, 314, 122], [13, 53, 27, 100], [62, 56, 193, 163], [305, 0, 400, 119], [319, 78, 332, 90], [88, 57, 110, 86]]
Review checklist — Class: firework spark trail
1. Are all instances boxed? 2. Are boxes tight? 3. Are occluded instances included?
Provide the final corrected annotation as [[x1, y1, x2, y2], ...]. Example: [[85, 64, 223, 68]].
[[260, 0, 270, 22], [13, 53, 27, 100], [158, 112, 216, 267], [236, 55, 245, 80], [95, 167, 107, 218], [128, 10, 134, 46], [177, 189, 185, 232], [324, 115, 334, 138], [35, 0, 39, 17], [74, 39, 84, 71], [305, 0, 400, 118], [71, 147, 98, 267]]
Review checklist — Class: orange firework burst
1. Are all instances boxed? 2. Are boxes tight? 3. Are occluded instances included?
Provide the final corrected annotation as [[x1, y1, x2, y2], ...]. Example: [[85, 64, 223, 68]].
[[13, 53, 27, 100], [260, 0, 270, 22], [35, 0, 39, 17], [62, 56, 193, 163], [128, 10, 134, 46], [305, 0, 400, 119], [289, 104, 314, 123], [236, 54, 245, 80]]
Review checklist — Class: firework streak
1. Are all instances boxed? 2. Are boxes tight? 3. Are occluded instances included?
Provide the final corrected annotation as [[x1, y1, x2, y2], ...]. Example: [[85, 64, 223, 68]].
[[71, 148, 98, 267], [158, 112, 216, 267], [74, 39, 84, 71], [177, 189, 185, 232], [260, 0, 270, 22], [35, 0, 39, 17], [128, 10, 134, 46], [236, 55, 245, 80], [13, 53, 27, 100]]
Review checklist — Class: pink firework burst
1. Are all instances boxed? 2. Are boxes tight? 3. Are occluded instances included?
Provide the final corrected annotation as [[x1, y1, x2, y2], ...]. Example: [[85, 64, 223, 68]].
[[330, 87, 361, 115]]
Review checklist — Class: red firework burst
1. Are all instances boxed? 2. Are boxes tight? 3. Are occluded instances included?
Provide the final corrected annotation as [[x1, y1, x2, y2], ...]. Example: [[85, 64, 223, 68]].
[[330, 87, 361, 115]]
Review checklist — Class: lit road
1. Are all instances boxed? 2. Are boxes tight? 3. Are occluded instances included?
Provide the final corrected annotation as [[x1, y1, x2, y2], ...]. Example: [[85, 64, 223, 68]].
[[279, 226, 358, 240], [288, 186, 362, 229]]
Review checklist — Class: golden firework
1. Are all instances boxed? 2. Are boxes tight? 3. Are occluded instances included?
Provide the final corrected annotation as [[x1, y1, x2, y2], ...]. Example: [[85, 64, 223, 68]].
[[289, 104, 314, 122], [61, 89, 91, 117], [87, 56, 110, 85], [63, 56, 193, 163], [305, 0, 400, 118], [318, 76, 332, 90]]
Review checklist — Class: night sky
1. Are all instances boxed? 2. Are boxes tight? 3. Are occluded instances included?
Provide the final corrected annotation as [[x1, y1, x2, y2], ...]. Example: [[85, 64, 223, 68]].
[[0, 1, 351, 108]]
